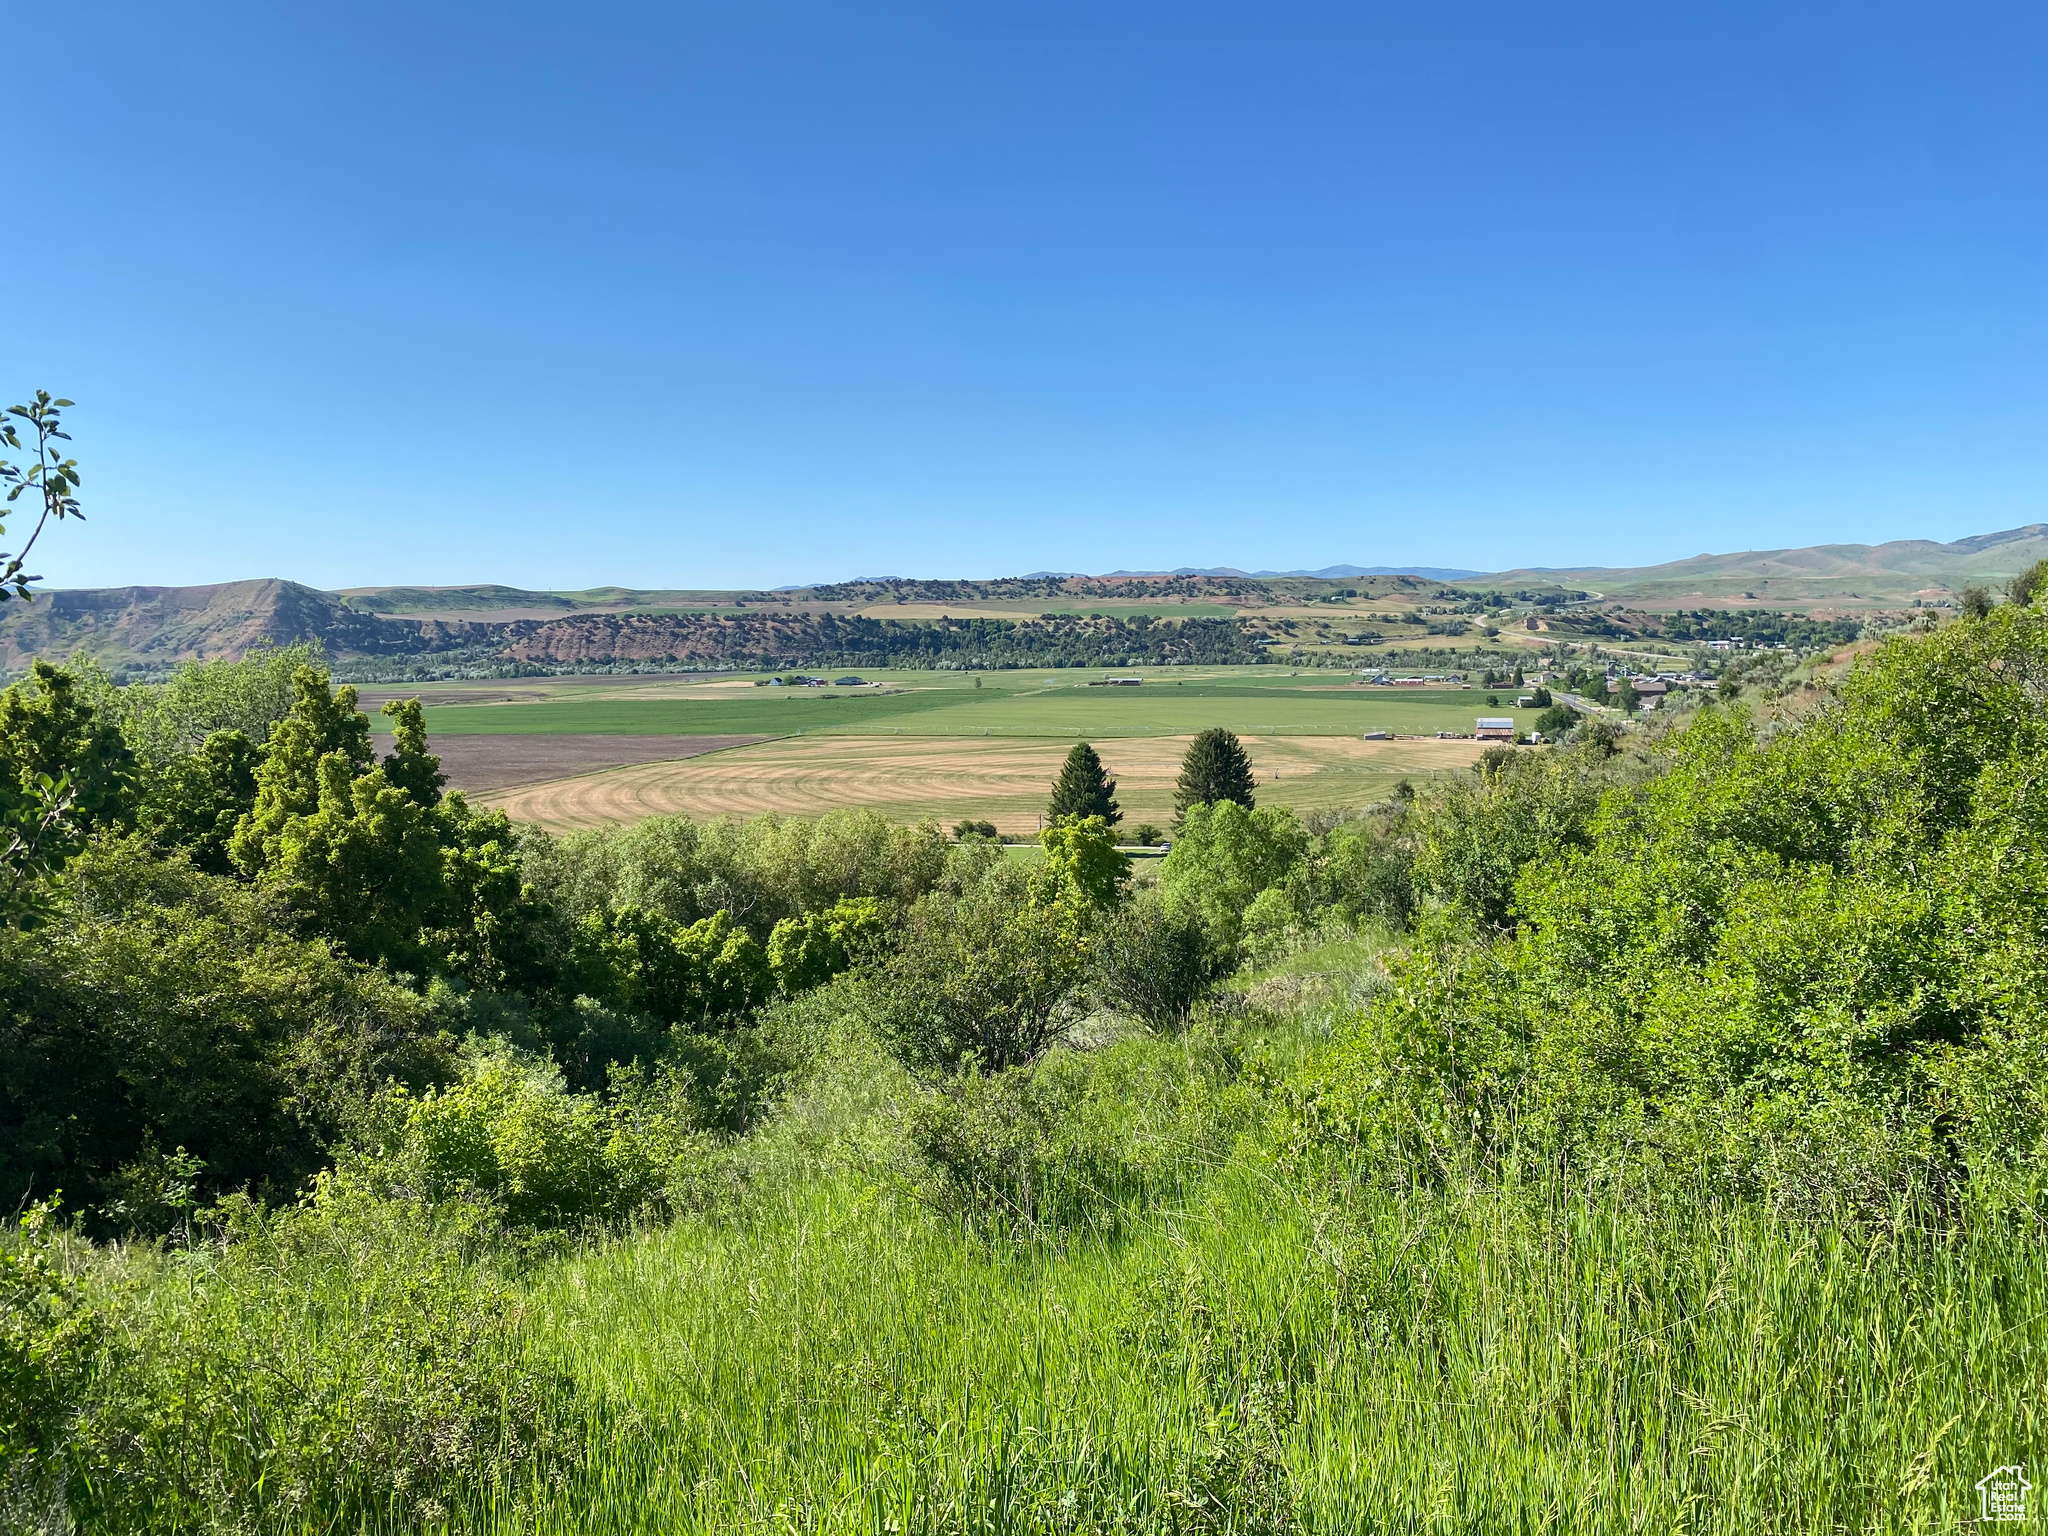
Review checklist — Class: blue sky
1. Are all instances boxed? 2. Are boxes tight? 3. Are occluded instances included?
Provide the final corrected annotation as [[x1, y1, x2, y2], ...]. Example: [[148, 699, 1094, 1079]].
[[10, 1, 2043, 590]]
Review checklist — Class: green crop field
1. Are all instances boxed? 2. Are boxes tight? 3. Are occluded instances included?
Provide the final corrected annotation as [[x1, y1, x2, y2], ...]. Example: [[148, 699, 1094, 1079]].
[[421, 668, 1535, 740], [1022, 601, 1240, 618]]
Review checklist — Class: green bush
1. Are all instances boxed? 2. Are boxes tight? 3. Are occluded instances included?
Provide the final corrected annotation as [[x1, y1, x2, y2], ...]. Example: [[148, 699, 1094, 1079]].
[[899, 1031, 1250, 1234], [1093, 889, 1227, 1027], [0, 1201, 102, 1468], [1305, 605, 2048, 1214], [570, 906, 771, 1027], [0, 836, 456, 1228], [765, 894, 894, 993], [861, 866, 1086, 1072], [356, 1043, 701, 1231], [1310, 808, 1416, 929], [525, 806, 949, 939], [1035, 813, 1129, 917], [1408, 744, 1623, 931]]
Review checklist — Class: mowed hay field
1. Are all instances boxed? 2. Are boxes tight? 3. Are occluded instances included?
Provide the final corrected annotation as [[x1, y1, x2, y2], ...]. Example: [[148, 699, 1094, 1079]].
[[482, 732, 1493, 832]]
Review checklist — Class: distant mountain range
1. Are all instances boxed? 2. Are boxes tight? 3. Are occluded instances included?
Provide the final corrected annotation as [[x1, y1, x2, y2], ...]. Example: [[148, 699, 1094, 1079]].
[[2, 526, 2040, 674], [1494, 524, 2048, 599], [1101, 565, 1487, 581]]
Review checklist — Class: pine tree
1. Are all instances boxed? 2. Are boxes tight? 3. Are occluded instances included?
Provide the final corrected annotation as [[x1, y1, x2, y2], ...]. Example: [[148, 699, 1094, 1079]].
[[1047, 741, 1120, 826], [1174, 728, 1255, 820]]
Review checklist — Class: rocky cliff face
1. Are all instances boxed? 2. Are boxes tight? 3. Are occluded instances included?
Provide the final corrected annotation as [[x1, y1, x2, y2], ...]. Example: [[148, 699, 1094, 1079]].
[[0, 579, 489, 670]]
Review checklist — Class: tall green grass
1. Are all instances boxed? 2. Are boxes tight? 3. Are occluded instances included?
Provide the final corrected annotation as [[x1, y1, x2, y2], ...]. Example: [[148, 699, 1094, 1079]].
[[497, 1160, 2043, 1533]]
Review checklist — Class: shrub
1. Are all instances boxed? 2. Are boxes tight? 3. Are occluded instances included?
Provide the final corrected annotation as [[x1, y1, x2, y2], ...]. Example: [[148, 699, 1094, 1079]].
[[899, 1032, 1248, 1233], [1035, 814, 1129, 918], [1094, 890, 1227, 1027], [525, 807, 948, 939], [359, 1043, 694, 1230], [1306, 608, 2048, 1214], [0, 836, 455, 1228], [1312, 809, 1416, 929], [861, 867, 1086, 1072], [0, 1201, 102, 1468], [1408, 746, 1616, 931]]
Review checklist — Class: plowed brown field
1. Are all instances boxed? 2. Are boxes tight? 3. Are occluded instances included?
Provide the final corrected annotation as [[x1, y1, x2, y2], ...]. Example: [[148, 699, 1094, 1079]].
[[482, 733, 1493, 831]]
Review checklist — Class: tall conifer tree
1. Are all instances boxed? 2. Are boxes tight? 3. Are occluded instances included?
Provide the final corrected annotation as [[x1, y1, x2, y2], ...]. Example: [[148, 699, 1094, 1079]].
[[1047, 741, 1120, 826], [1174, 728, 1255, 820]]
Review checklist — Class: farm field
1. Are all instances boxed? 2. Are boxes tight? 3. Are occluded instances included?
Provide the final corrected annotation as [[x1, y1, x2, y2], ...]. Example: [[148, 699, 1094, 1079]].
[[403, 734, 771, 794], [416, 668, 1531, 828], [420, 667, 1533, 740], [481, 731, 1493, 832]]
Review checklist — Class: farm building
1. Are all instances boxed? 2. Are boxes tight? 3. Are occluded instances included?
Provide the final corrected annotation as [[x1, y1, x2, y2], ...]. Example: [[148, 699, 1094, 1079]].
[[1475, 716, 1516, 741]]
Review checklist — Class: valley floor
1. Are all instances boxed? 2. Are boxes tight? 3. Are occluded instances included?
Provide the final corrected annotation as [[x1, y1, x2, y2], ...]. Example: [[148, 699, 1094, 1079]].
[[481, 732, 1489, 833]]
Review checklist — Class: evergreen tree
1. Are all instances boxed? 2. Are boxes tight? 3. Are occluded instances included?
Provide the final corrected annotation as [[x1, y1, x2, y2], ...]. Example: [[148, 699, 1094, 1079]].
[[1047, 741, 1120, 826], [229, 666, 373, 871], [381, 698, 447, 807], [1174, 728, 1255, 820]]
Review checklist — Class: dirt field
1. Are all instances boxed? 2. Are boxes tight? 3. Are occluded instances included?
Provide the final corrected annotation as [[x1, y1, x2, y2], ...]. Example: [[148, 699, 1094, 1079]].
[[482, 733, 1496, 831], [395, 734, 769, 794]]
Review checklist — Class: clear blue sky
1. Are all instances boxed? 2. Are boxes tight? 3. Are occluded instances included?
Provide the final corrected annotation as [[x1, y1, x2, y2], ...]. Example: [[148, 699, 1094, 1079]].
[[10, 1, 2044, 590]]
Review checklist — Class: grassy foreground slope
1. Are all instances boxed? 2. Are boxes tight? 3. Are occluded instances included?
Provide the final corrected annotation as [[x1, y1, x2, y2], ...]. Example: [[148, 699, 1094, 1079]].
[[521, 1148, 2033, 1532]]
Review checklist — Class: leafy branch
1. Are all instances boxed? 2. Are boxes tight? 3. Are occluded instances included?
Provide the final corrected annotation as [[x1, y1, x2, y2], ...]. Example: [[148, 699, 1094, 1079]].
[[0, 391, 83, 602], [0, 770, 79, 926]]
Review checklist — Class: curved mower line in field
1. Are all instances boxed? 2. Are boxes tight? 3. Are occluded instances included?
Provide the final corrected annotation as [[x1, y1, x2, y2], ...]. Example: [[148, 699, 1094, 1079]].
[[481, 733, 1491, 832]]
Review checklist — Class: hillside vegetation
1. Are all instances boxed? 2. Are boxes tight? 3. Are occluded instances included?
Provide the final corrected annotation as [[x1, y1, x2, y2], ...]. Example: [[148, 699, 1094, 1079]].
[[1, 598, 2045, 1531]]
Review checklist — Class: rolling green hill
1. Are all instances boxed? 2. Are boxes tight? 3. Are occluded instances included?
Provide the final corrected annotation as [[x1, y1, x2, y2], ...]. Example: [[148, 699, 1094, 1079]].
[[1490, 524, 2048, 601]]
